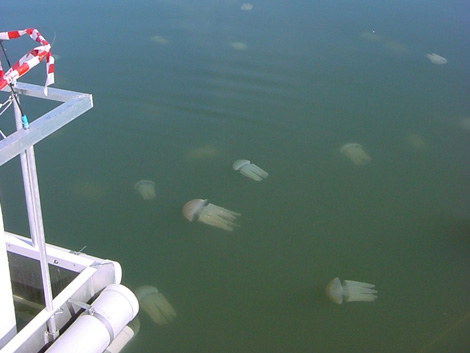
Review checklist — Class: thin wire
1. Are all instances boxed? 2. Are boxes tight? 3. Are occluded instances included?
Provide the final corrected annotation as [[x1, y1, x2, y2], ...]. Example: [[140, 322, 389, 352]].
[[0, 96, 13, 116], [0, 41, 27, 119], [0, 96, 13, 139]]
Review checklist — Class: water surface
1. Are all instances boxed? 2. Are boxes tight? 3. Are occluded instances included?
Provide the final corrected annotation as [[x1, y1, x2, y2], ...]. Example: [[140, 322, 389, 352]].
[[0, 0, 469, 352]]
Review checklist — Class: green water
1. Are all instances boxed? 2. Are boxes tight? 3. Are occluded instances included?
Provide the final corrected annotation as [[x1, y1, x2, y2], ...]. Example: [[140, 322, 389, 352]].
[[1, 1, 469, 352]]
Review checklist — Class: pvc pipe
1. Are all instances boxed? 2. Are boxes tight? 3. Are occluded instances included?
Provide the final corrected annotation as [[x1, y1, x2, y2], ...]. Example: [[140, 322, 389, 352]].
[[46, 284, 139, 353], [104, 318, 140, 353]]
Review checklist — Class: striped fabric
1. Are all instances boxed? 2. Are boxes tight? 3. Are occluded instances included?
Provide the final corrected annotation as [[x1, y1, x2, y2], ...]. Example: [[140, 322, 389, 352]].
[[0, 28, 54, 95]]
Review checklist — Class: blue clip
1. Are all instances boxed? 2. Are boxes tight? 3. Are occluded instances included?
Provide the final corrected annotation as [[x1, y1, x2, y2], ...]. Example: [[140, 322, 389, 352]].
[[22, 115, 29, 129]]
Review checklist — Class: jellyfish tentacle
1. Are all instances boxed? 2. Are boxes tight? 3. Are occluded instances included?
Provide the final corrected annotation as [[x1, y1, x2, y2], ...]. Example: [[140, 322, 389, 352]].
[[345, 292, 378, 302], [145, 301, 166, 324], [199, 204, 241, 231], [347, 286, 378, 295], [343, 280, 378, 302], [343, 280, 376, 288], [154, 292, 177, 321], [240, 164, 269, 181], [240, 165, 263, 181], [199, 212, 240, 231], [252, 164, 269, 179], [152, 302, 169, 324], [205, 204, 241, 219]]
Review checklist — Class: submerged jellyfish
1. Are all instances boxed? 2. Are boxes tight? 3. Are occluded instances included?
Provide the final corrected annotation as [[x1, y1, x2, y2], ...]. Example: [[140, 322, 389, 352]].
[[233, 159, 269, 182], [185, 144, 221, 162], [135, 286, 176, 325], [72, 181, 106, 201], [151, 35, 169, 45], [384, 40, 409, 55], [241, 3, 253, 11], [231, 41, 248, 51], [340, 143, 371, 166], [459, 117, 470, 131], [325, 277, 378, 304], [183, 199, 241, 231], [360, 31, 382, 42], [134, 180, 156, 200], [406, 134, 426, 150], [425, 53, 447, 65]]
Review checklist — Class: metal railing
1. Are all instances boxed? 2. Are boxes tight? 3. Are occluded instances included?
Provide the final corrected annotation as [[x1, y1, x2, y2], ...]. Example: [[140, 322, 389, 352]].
[[0, 82, 93, 347]]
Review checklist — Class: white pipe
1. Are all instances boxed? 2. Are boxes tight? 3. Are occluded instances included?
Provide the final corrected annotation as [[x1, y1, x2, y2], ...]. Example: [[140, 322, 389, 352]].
[[46, 284, 139, 353], [104, 318, 140, 353]]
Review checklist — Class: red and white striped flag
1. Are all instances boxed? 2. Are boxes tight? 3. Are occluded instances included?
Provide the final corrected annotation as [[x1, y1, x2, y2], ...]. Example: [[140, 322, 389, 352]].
[[0, 28, 54, 95]]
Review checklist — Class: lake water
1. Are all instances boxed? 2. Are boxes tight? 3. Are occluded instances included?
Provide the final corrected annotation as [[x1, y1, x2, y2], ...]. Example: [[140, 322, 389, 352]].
[[1, 1, 469, 352]]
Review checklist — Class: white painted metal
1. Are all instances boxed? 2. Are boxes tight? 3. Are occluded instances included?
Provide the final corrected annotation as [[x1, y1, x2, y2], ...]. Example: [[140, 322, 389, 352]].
[[12, 95, 58, 342], [45, 284, 139, 353], [0, 83, 93, 166], [0, 82, 138, 353], [1, 235, 122, 353], [0, 203, 17, 349]]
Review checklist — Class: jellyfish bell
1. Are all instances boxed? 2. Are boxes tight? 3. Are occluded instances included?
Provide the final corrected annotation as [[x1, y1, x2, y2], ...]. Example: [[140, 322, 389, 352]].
[[325, 277, 378, 304], [233, 159, 269, 182], [325, 277, 344, 304], [182, 199, 241, 231], [340, 143, 371, 166], [135, 286, 176, 325], [182, 199, 209, 222], [232, 159, 251, 171], [134, 180, 156, 200]]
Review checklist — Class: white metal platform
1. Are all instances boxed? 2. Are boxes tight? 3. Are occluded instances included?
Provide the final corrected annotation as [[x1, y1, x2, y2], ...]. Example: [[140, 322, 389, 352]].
[[0, 83, 138, 353]]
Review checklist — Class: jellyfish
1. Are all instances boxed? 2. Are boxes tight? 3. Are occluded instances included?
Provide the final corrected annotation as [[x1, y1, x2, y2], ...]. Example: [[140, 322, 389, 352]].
[[182, 199, 241, 231], [241, 3, 253, 11], [360, 31, 382, 42], [231, 41, 248, 51], [406, 134, 426, 150], [72, 181, 106, 201], [340, 143, 371, 166], [232, 159, 269, 182], [325, 277, 378, 304], [384, 41, 409, 55], [134, 180, 156, 200], [135, 286, 176, 325], [425, 53, 447, 65], [459, 117, 470, 131], [185, 144, 221, 162], [151, 35, 169, 45]]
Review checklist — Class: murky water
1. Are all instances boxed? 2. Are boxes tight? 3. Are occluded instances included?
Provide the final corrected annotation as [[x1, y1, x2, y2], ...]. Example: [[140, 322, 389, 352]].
[[1, 0, 469, 352]]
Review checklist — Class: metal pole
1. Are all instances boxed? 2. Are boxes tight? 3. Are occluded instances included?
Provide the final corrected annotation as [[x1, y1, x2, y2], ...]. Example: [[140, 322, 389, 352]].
[[12, 94, 58, 341]]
